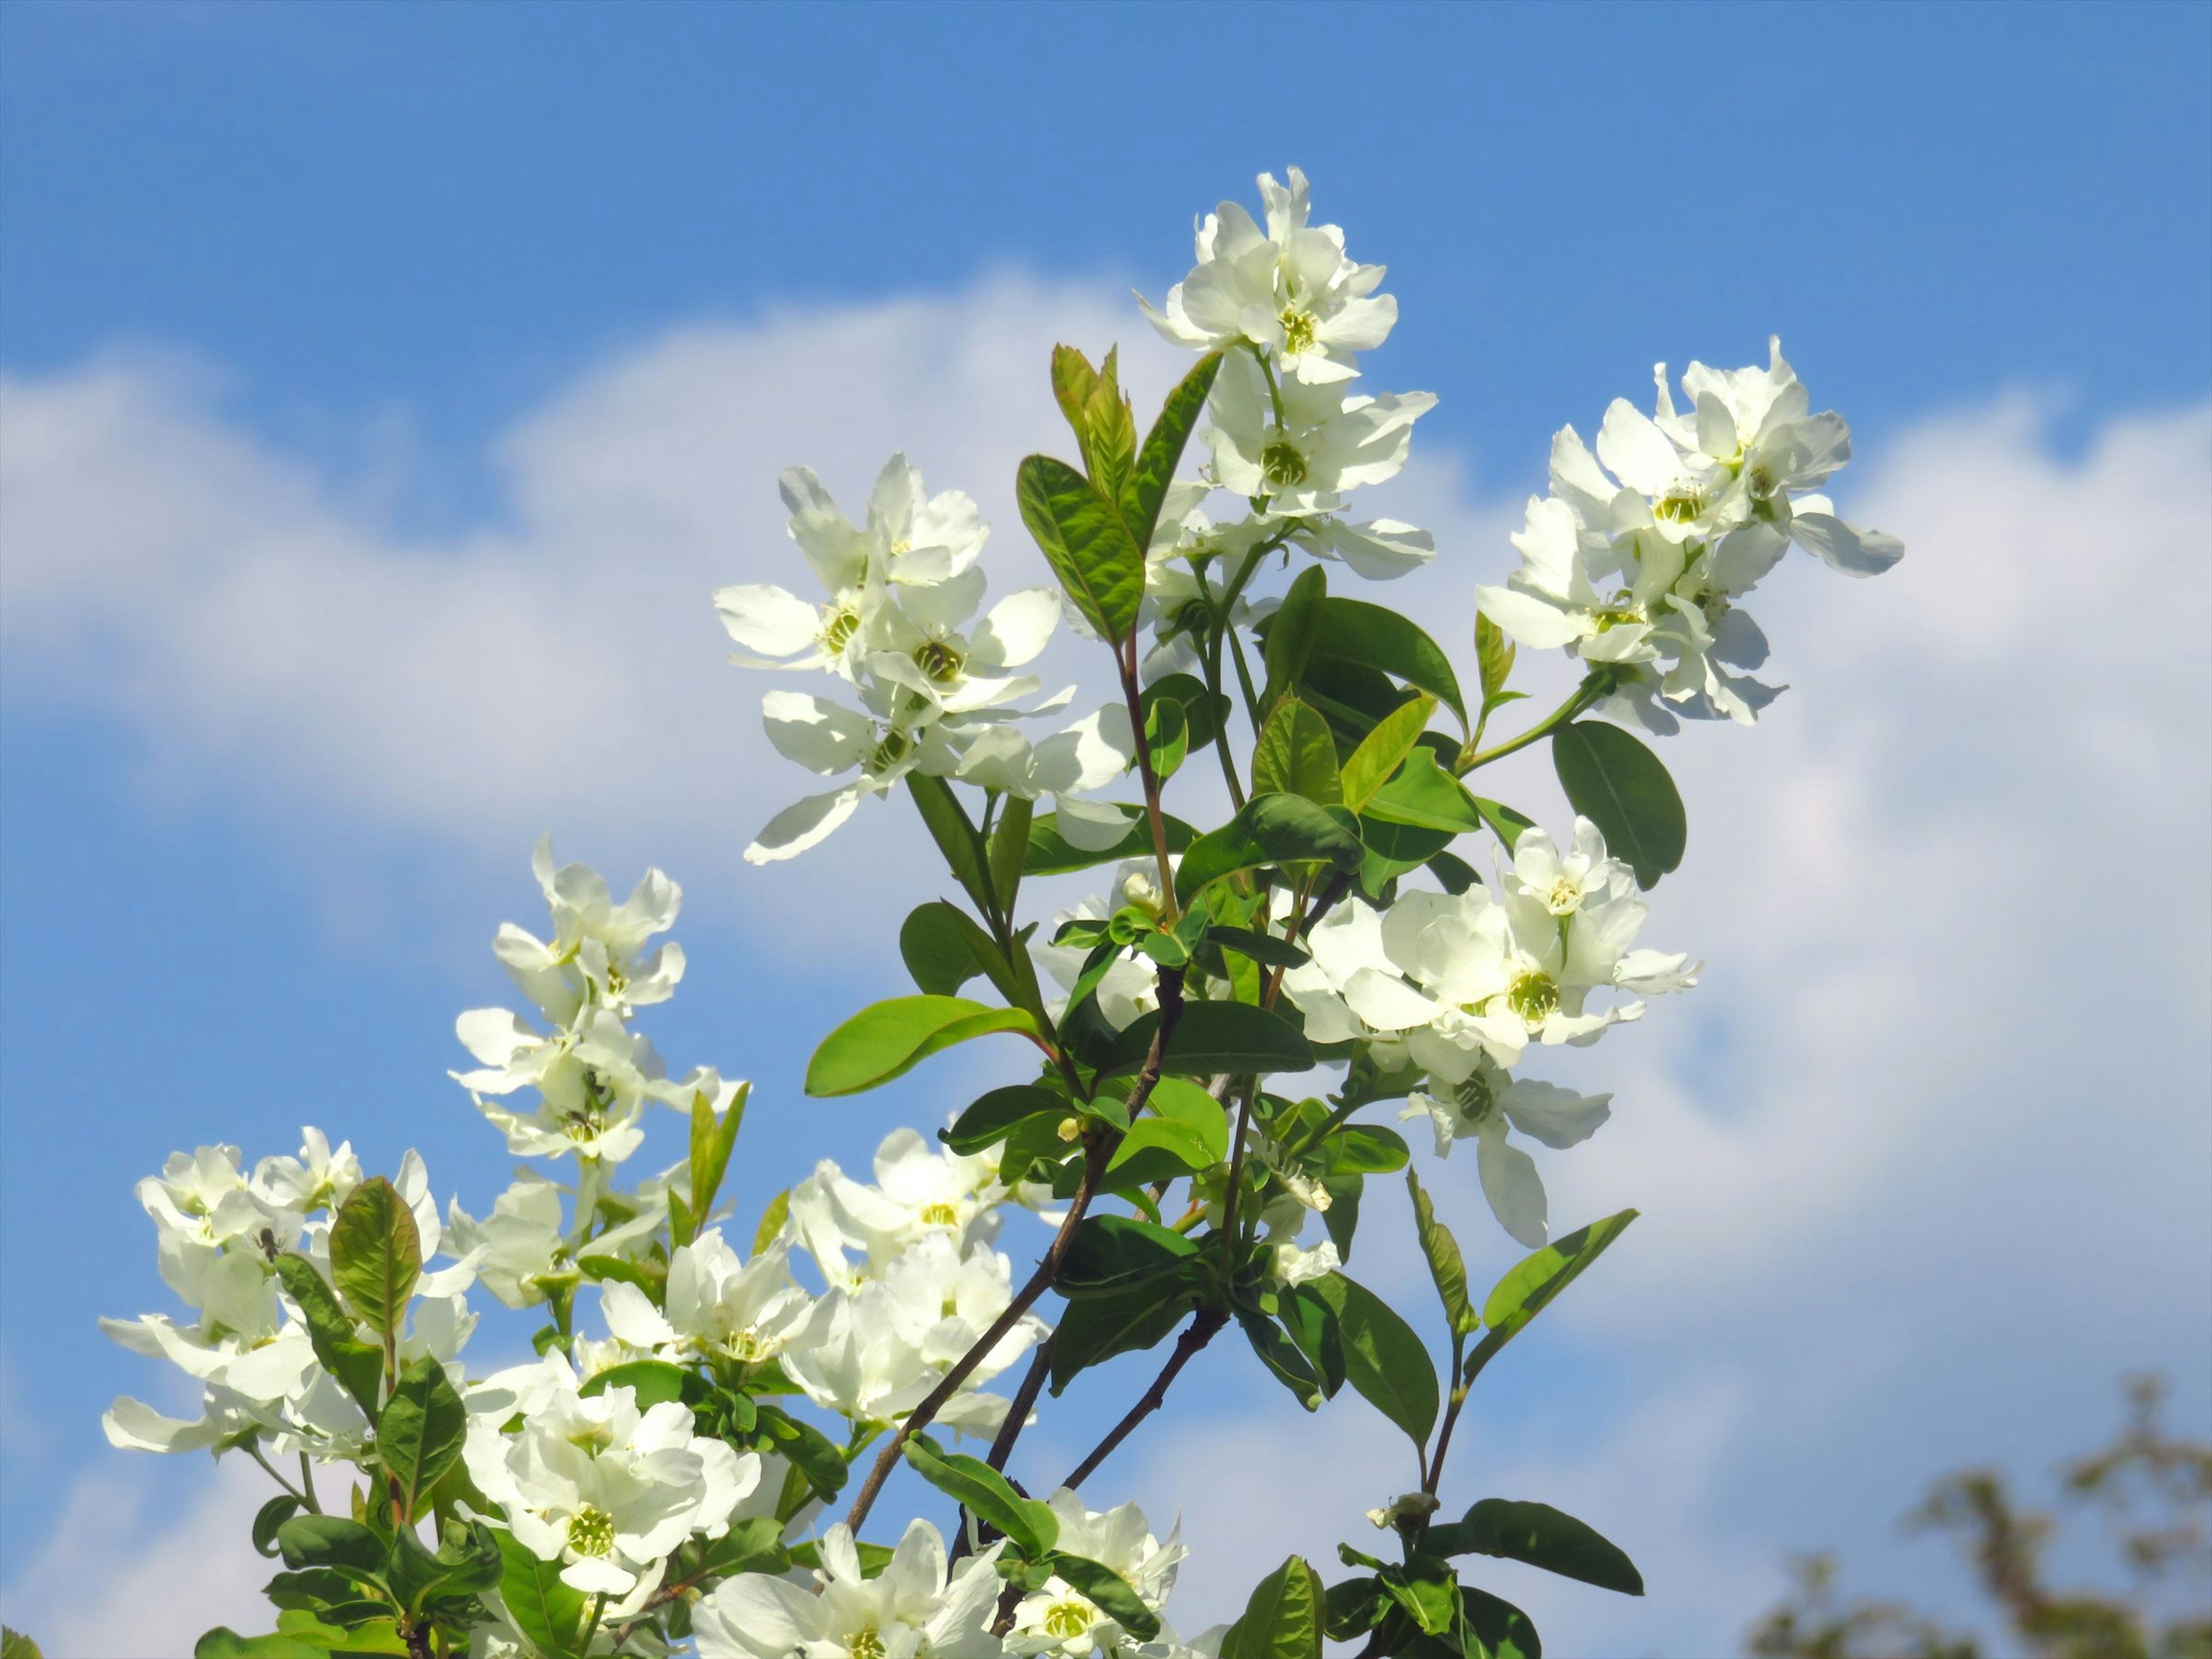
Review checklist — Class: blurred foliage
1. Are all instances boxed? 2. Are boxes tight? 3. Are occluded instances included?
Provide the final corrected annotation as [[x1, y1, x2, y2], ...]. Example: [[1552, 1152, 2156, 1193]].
[[1747, 1377, 2212, 1659]]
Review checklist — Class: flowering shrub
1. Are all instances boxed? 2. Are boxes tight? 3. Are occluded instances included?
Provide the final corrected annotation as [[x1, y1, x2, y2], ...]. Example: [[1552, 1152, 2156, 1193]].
[[88, 169, 1900, 1659]]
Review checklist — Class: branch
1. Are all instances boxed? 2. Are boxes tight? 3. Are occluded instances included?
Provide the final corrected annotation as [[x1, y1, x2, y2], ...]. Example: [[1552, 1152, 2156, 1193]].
[[1453, 672, 1607, 774], [842, 969, 1188, 1535], [1058, 1307, 1226, 1494]]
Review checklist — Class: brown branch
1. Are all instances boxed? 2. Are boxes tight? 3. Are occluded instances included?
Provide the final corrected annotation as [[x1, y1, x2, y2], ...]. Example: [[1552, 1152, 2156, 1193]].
[[843, 969, 1187, 1536], [1058, 1307, 1226, 1494]]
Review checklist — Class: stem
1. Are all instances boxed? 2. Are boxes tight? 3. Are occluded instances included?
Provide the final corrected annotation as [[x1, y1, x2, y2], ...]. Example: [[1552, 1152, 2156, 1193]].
[[298, 1451, 322, 1514], [1118, 639, 1179, 914], [1423, 1332, 1471, 1500], [1190, 559, 1248, 810], [1217, 1081, 1259, 1275], [1455, 675, 1605, 774], [843, 972, 1188, 1535], [243, 1441, 305, 1503], [579, 1592, 607, 1653], [984, 1335, 1054, 1475], [1058, 1309, 1226, 1494]]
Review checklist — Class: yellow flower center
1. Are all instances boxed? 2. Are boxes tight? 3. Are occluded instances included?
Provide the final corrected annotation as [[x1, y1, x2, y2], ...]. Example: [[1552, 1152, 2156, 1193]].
[[919, 1201, 959, 1228], [1278, 306, 1318, 355], [1653, 485, 1705, 524], [1043, 1599, 1097, 1639], [1546, 878, 1581, 915], [912, 639, 964, 684], [823, 606, 861, 650], [1508, 971, 1560, 1027], [566, 1504, 616, 1558], [846, 1628, 887, 1659], [1261, 439, 1308, 488]]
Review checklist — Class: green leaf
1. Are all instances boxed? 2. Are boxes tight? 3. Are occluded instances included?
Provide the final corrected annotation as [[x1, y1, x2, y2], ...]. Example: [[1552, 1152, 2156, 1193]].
[[328, 1177, 419, 1340], [1466, 1209, 1639, 1383], [1263, 565, 1330, 705], [1221, 1554, 1325, 1659], [907, 775, 994, 915], [1146, 1075, 1230, 1159], [1051, 1554, 1162, 1641], [1380, 1566, 1461, 1635], [1205, 925, 1309, 969], [252, 1494, 302, 1559], [0, 1632, 41, 1659], [1550, 721, 1685, 888], [1237, 1305, 1324, 1410], [1461, 1586, 1544, 1659], [377, 1355, 466, 1520], [1308, 1272, 1438, 1447], [805, 995, 1038, 1096], [276, 1255, 385, 1415], [1098, 999, 1314, 1080], [1471, 796, 1536, 852], [1078, 346, 1137, 499], [1106, 1118, 1218, 1184], [276, 1517, 386, 1577], [1366, 748, 1484, 834], [683, 1077, 748, 1247], [1340, 694, 1438, 812], [193, 1633, 328, 1659], [577, 1359, 690, 1409], [1308, 598, 1467, 730], [1323, 1576, 1389, 1641], [1017, 453, 1146, 642], [1059, 1214, 1201, 1296], [1406, 1169, 1475, 1335], [1432, 1498, 1643, 1595], [1049, 1279, 1195, 1393], [1327, 1124, 1409, 1175], [494, 1529, 588, 1658], [1251, 696, 1342, 806], [904, 1435, 1059, 1558], [988, 794, 1033, 915], [1174, 794, 1362, 905], [898, 900, 1010, 999], [1123, 352, 1224, 554], [1321, 1172, 1363, 1263], [1026, 808, 1197, 875], [945, 1084, 1067, 1154], [752, 1188, 790, 1258], [1475, 611, 1517, 704], [755, 1403, 850, 1499], [1143, 672, 1227, 757], [1427, 849, 1479, 893], [1051, 343, 1100, 440], [1279, 1282, 1345, 1399]]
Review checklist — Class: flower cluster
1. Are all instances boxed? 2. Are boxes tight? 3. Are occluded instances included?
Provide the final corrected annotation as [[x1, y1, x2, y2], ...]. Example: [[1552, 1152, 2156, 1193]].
[[1477, 339, 1904, 729], [720, 456, 1139, 862]]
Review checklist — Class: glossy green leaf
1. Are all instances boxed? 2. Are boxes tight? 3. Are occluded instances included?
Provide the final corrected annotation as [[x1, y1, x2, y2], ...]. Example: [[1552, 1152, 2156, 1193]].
[[1143, 672, 1228, 756], [752, 1189, 790, 1258], [805, 996, 1037, 1096], [192, 1633, 328, 1659], [378, 1355, 467, 1520], [1146, 1075, 1230, 1159], [1433, 1498, 1643, 1595], [1340, 694, 1438, 812], [1059, 1214, 1201, 1295], [1221, 1554, 1325, 1659], [1173, 794, 1361, 904], [1251, 696, 1342, 806], [1051, 1554, 1161, 1640], [898, 900, 1007, 998], [577, 1359, 689, 1409], [1048, 1279, 1194, 1393], [1462, 1586, 1544, 1659], [1475, 611, 1517, 703], [494, 1529, 588, 1658], [1205, 925, 1309, 969], [945, 1084, 1066, 1154], [1365, 748, 1484, 833], [1467, 1209, 1639, 1383], [1327, 1124, 1409, 1174], [251, 1495, 301, 1560], [907, 774, 994, 914], [1263, 565, 1329, 704], [1017, 453, 1146, 641], [1550, 721, 1685, 888], [1237, 1306, 1324, 1411], [328, 1178, 418, 1341], [1026, 808, 1198, 875], [904, 1435, 1059, 1558], [1470, 795, 1536, 852], [1106, 1117, 1218, 1182], [1098, 999, 1313, 1080], [1123, 354, 1225, 553], [1406, 1168, 1475, 1335], [988, 793, 1033, 915], [1308, 597, 1467, 729], [1077, 346, 1137, 499], [275, 1516, 385, 1577], [1142, 690, 1190, 782], [1308, 1271, 1438, 1446], [683, 1077, 749, 1247], [273, 1255, 382, 1416], [1051, 343, 1100, 441]]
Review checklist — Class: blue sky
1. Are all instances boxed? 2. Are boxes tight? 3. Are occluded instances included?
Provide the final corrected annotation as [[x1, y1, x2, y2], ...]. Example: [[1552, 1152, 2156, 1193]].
[[2, 3, 2209, 1654]]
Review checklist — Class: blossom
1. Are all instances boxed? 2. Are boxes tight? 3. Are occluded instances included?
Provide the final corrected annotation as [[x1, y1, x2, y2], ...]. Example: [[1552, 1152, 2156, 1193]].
[[250, 1127, 362, 1217], [692, 1520, 1004, 1659], [453, 1005, 671, 1162], [491, 836, 684, 1024], [1203, 354, 1435, 518], [1007, 1491, 1188, 1656], [597, 1231, 813, 1366], [1140, 166, 1397, 385], [952, 704, 1139, 853], [1401, 1055, 1613, 1248], [463, 1354, 755, 1601], [786, 1126, 1010, 1287]]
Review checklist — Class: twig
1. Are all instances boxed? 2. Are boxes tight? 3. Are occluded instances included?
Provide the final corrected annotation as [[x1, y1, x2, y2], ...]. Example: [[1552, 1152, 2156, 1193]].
[[1058, 1308, 1226, 1493]]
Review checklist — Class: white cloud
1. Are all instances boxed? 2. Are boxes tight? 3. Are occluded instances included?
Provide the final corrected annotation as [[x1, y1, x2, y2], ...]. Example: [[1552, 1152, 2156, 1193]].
[[4, 280, 2207, 1654]]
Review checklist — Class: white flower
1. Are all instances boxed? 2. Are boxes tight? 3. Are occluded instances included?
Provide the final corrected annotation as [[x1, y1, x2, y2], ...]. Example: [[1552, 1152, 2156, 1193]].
[[954, 703, 1138, 853], [786, 1126, 1009, 1286], [862, 567, 1059, 719], [1203, 354, 1435, 518], [1401, 1055, 1613, 1248], [1139, 166, 1397, 385], [453, 1005, 668, 1163], [491, 837, 684, 1024], [743, 686, 964, 865], [597, 1231, 813, 1366], [692, 1520, 1005, 1659], [463, 1355, 756, 1600], [251, 1127, 362, 1217], [1007, 1490, 1187, 1656]]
